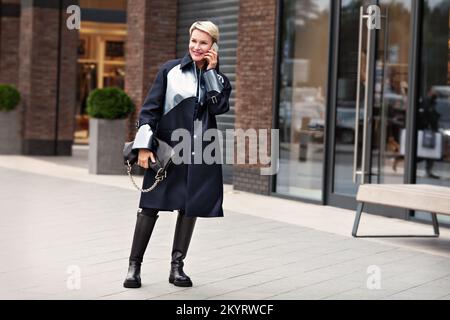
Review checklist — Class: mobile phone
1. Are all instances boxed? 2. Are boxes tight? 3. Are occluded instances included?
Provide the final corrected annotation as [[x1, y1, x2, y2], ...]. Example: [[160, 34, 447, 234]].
[[205, 43, 219, 68]]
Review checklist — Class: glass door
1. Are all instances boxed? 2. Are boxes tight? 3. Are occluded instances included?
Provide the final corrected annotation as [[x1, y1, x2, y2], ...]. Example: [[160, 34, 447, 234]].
[[275, 0, 331, 202], [328, 0, 413, 213], [414, 1, 450, 225]]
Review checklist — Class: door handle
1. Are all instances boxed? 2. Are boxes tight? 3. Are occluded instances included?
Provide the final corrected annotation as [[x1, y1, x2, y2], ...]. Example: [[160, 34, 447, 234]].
[[360, 17, 374, 185], [353, 7, 364, 183], [353, 6, 376, 184]]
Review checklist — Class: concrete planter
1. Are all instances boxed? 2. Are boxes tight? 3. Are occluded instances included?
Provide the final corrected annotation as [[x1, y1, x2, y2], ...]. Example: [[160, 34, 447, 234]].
[[0, 109, 22, 154], [89, 118, 126, 175]]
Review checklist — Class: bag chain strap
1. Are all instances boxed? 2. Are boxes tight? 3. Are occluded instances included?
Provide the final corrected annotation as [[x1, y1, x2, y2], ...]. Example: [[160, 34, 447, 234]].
[[126, 160, 167, 193]]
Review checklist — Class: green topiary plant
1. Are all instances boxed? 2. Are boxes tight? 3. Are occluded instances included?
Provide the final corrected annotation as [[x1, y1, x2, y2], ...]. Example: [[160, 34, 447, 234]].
[[0, 84, 21, 112], [86, 87, 135, 119]]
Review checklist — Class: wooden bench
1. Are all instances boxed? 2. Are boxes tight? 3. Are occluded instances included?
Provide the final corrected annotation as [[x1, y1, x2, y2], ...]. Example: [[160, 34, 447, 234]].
[[352, 184, 450, 238]]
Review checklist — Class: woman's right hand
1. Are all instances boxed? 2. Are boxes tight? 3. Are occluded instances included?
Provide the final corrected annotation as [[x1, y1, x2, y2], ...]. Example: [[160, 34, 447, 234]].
[[138, 149, 156, 169]]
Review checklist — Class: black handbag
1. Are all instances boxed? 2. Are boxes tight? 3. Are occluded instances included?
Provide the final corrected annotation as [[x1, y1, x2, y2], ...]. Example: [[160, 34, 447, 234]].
[[123, 137, 174, 192]]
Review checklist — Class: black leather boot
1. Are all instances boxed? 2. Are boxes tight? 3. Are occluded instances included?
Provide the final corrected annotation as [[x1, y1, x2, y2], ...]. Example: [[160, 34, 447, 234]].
[[123, 209, 158, 288], [169, 210, 197, 287]]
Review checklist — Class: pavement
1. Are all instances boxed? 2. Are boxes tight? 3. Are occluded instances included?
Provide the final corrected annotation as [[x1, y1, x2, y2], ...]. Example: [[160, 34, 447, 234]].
[[0, 145, 450, 300]]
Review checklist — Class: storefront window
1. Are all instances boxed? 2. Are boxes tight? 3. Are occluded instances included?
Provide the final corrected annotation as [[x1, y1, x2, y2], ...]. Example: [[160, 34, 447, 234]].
[[276, 0, 330, 200], [415, 0, 450, 223], [75, 2, 127, 144]]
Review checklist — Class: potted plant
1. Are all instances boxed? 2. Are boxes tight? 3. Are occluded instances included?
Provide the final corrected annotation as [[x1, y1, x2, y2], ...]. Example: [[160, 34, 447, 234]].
[[87, 87, 135, 174], [0, 84, 21, 154]]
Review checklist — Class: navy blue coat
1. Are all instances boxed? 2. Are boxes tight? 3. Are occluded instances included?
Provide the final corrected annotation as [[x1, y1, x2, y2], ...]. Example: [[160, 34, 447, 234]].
[[132, 51, 232, 218]]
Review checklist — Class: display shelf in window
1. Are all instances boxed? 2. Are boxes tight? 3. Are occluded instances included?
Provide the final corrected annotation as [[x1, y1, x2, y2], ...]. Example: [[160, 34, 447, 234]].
[[105, 40, 125, 60]]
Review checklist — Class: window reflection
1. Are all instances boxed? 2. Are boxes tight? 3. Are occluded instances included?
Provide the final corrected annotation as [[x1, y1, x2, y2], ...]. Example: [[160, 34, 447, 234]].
[[333, 0, 411, 195], [276, 0, 330, 200], [416, 0, 450, 185], [413, 0, 450, 224]]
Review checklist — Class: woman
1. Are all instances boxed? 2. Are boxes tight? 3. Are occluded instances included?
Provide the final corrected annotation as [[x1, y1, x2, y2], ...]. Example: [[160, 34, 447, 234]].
[[123, 21, 232, 288]]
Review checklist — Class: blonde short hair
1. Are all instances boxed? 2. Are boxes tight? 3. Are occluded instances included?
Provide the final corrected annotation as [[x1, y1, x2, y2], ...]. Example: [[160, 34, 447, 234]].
[[189, 21, 220, 43]]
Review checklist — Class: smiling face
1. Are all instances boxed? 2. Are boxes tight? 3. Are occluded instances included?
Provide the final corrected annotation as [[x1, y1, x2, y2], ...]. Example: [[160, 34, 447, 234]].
[[189, 29, 214, 65]]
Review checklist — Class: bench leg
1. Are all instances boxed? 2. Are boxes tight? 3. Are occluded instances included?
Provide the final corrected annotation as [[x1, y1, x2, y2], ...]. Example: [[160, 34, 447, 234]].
[[352, 202, 364, 237], [352, 204, 440, 238], [431, 213, 440, 236]]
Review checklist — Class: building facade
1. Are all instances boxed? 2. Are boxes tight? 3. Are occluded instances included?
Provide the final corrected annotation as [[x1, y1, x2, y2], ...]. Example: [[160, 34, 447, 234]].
[[1, 0, 449, 225]]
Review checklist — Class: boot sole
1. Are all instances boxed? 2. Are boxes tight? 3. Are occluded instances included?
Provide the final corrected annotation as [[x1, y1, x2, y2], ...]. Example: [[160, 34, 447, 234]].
[[123, 281, 141, 288], [169, 278, 193, 287]]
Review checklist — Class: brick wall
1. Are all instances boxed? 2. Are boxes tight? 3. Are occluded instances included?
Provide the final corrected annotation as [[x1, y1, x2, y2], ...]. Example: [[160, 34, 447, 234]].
[[125, 0, 178, 141], [233, 0, 278, 195], [57, 0, 78, 154], [19, 0, 78, 155], [0, 0, 20, 86]]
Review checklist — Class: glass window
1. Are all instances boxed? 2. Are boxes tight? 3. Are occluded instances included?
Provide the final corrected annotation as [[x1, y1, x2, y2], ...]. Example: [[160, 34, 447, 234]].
[[415, 0, 450, 223], [276, 0, 330, 200], [75, 1, 127, 145]]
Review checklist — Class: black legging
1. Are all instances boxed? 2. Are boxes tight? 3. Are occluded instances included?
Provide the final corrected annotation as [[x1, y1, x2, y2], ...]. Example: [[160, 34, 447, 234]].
[[140, 208, 186, 218], [140, 208, 159, 217]]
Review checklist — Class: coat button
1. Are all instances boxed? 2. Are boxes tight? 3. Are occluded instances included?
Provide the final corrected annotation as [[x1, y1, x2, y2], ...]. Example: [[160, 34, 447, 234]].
[[192, 152, 195, 155]]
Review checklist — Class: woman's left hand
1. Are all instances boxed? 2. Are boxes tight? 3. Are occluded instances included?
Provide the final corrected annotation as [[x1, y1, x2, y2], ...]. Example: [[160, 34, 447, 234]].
[[204, 49, 218, 70]]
